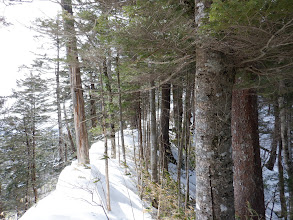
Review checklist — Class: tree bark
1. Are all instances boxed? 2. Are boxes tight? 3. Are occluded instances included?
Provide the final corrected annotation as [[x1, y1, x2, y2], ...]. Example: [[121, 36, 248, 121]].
[[194, 1, 235, 218], [61, 0, 89, 164], [150, 81, 158, 183], [278, 81, 293, 219], [232, 87, 265, 219], [194, 47, 235, 219]]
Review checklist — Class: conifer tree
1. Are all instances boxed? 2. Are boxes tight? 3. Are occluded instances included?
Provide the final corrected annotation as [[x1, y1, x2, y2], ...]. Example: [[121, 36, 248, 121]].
[[0, 66, 57, 216], [232, 79, 265, 219], [193, 0, 236, 218], [61, 0, 90, 164]]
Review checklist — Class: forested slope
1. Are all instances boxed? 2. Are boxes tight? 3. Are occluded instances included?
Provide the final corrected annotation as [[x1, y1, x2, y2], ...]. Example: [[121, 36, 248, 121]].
[[0, 0, 292, 219]]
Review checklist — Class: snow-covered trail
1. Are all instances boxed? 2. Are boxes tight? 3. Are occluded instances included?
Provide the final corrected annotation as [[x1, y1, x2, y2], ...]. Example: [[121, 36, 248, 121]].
[[20, 130, 152, 220], [16, 125, 281, 220]]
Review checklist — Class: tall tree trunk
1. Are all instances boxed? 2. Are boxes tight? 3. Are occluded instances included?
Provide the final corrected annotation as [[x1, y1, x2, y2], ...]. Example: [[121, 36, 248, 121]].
[[137, 94, 143, 162], [23, 118, 31, 210], [186, 77, 195, 209], [138, 93, 144, 164], [278, 139, 288, 219], [104, 136, 111, 211], [30, 83, 38, 204], [103, 58, 116, 159], [156, 87, 163, 176], [31, 127, 38, 204], [55, 30, 64, 162], [134, 93, 141, 170], [143, 93, 148, 165], [173, 83, 184, 200], [195, 48, 235, 220], [288, 107, 292, 158], [63, 102, 76, 154], [279, 81, 293, 219], [150, 81, 158, 183], [184, 73, 193, 208], [116, 55, 126, 164], [25, 163, 30, 210], [232, 86, 265, 219], [61, 0, 89, 164], [266, 101, 280, 170], [172, 84, 183, 143], [100, 69, 111, 211], [145, 114, 150, 171], [24, 116, 38, 204], [89, 72, 97, 128], [176, 86, 185, 207], [138, 95, 144, 198], [184, 73, 194, 162], [142, 98, 147, 160], [194, 1, 235, 219], [160, 83, 175, 171], [118, 129, 121, 164]]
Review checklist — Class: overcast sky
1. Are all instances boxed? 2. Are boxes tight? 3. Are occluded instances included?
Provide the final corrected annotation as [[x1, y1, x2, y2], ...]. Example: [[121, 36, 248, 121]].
[[0, 0, 60, 97]]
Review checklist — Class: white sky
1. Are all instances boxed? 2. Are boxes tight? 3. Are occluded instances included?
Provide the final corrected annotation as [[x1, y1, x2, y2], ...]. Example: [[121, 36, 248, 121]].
[[0, 0, 60, 97]]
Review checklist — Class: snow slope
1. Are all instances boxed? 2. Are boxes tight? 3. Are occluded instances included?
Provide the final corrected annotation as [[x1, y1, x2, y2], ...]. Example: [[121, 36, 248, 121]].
[[19, 126, 279, 220], [20, 130, 152, 220]]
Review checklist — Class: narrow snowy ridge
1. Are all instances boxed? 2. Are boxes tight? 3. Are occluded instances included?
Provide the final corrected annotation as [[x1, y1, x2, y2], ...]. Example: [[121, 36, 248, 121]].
[[20, 130, 152, 220]]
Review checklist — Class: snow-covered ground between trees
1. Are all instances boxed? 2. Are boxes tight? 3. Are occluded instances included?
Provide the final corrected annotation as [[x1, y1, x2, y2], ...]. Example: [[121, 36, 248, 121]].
[[20, 130, 153, 220], [19, 126, 280, 220]]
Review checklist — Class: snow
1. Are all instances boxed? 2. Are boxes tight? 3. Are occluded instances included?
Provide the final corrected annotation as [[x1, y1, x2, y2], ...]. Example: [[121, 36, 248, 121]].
[[220, 204, 227, 212], [20, 130, 153, 220], [260, 108, 281, 220], [196, 203, 200, 211], [195, 2, 205, 26], [19, 119, 281, 220]]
